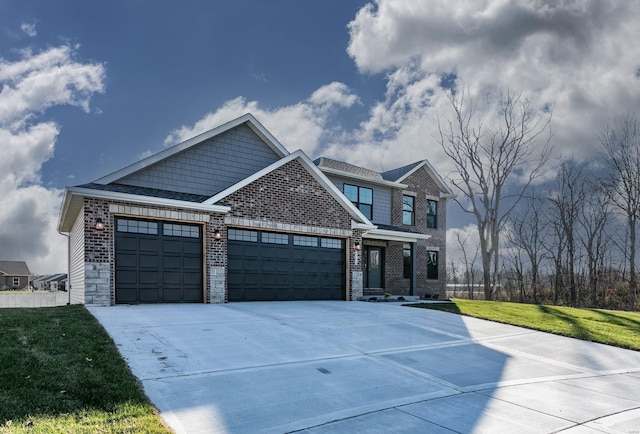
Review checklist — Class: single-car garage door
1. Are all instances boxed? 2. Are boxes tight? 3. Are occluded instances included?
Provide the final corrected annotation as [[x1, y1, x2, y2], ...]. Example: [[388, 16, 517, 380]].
[[228, 229, 345, 301], [115, 218, 203, 303]]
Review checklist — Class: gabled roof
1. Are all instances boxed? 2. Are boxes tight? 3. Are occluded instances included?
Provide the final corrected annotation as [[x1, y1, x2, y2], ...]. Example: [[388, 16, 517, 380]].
[[381, 161, 423, 182], [314, 157, 384, 180], [205, 150, 375, 226], [0, 261, 31, 276], [314, 156, 453, 196], [383, 160, 454, 198], [94, 113, 289, 185], [314, 157, 407, 188]]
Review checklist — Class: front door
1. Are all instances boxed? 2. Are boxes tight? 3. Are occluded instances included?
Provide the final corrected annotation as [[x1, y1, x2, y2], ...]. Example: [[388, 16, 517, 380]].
[[366, 246, 383, 289]]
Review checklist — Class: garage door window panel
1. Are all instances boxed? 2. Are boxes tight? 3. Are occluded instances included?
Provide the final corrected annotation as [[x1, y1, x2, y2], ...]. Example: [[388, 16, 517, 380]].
[[117, 219, 158, 234], [229, 229, 258, 242]]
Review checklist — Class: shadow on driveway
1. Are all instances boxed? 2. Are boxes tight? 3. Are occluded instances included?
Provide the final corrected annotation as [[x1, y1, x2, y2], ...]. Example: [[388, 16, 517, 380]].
[[90, 301, 640, 433]]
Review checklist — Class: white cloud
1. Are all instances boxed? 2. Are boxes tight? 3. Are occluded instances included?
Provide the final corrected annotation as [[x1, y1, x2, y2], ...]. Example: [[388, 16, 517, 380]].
[[21, 22, 37, 37], [0, 45, 105, 274], [163, 82, 360, 158], [346, 0, 640, 163], [0, 45, 105, 125]]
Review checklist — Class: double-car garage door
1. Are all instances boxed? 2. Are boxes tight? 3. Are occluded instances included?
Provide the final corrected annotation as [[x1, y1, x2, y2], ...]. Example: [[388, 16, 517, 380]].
[[228, 229, 346, 301], [115, 218, 346, 303]]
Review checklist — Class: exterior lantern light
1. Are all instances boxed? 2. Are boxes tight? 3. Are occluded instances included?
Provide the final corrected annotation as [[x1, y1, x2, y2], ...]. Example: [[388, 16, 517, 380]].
[[354, 241, 361, 251], [95, 217, 105, 230], [213, 229, 222, 241]]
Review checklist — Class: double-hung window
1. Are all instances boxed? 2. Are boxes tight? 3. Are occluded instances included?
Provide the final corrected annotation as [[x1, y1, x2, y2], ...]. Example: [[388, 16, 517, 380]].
[[13, 277, 20, 287], [427, 199, 438, 229], [344, 184, 373, 219], [402, 195, 415, 225]]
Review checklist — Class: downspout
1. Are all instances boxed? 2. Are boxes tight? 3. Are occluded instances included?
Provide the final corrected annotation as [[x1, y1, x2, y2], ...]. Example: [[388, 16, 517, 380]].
[[57, 229, 71, 305]]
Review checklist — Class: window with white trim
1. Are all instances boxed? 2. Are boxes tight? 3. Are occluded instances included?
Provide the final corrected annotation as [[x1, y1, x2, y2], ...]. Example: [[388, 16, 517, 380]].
[[13, 277, 20, 287]]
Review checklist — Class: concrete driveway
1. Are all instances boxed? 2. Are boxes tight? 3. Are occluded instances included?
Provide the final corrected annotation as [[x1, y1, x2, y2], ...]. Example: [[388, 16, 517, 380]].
[[89, 301, 640, 433]]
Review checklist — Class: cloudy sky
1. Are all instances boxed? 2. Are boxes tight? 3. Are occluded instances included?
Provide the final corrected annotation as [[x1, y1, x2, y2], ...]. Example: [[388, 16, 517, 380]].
[[1, 0, 640, 274]]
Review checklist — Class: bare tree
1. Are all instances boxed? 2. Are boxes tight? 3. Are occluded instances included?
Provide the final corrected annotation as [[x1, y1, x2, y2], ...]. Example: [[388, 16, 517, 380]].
[[578, 181, 611, 307], [506, 194, 547, 304], [599, 116, 640, 311], [547, 161, 585, 307], [438, 88, 552, 300], [456, 231, 480, 299]]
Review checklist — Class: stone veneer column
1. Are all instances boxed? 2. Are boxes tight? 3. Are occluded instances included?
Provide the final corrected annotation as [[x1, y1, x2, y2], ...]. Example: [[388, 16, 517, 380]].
[[209, 266, 226, 303], [84, 263, 111, 306], [350, 228, 364, 301]]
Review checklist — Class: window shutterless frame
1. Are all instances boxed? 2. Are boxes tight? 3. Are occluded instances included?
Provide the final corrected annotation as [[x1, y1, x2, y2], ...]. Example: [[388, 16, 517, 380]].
[[344, 183, 373, 220]]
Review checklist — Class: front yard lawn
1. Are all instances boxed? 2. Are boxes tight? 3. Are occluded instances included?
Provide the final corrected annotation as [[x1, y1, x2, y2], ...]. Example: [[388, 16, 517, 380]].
[[409, 299, 640, 351], [0, 305, 171, 433]]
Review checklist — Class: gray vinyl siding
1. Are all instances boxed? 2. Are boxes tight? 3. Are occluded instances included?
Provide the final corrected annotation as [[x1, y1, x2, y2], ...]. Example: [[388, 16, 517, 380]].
[[117, 124, 281, 196], [69, 208, 85, 305], [325, 174, 392, 225]]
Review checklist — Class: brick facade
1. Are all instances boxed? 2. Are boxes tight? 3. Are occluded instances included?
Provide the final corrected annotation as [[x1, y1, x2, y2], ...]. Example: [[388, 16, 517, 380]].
[[224, 160, 352, 229], [78, 158, 361, 305], [389, 167, 448, 298]]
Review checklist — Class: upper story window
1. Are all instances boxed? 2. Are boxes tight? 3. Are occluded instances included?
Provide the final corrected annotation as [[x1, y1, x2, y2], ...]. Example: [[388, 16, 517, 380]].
[[402, 195, 415, 225], [344, 184, 373, 219], [427, 199, 438, 229]]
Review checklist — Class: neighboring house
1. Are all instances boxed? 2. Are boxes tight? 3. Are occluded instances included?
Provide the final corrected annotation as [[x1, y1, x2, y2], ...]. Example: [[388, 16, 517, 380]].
[[32, 274, 68, 291], [0, 261, 32, 290], [57, 114, 452, 306]]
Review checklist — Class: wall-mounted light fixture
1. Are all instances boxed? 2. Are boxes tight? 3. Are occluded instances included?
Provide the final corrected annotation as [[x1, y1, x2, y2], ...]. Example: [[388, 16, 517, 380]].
[[213, 229, 222, 241], [95, 217, 105, 230], [354, 241, 361, 251]]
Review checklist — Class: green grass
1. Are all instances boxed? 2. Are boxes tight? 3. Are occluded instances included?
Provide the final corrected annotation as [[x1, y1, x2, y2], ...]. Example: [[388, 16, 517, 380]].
[[409, 299, 640, 351], [0, 305, 172, 433]]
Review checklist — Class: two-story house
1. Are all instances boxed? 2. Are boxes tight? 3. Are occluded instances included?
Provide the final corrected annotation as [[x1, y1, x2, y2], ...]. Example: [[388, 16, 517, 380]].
[[0, 261, 32, 290], [57, 114, 451, 306]]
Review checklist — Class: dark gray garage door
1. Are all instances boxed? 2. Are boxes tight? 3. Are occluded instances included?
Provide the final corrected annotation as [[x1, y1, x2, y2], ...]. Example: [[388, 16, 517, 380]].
[[228, 229, 345, 301], [115, 218, 203, 304]]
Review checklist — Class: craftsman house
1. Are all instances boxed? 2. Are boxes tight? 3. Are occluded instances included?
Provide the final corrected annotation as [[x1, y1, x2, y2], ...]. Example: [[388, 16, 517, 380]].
[[57, 114, 452, 306]]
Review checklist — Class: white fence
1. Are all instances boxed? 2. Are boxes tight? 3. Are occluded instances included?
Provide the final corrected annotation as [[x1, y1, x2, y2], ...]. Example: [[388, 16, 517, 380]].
[[0, 291, 68, 308]]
